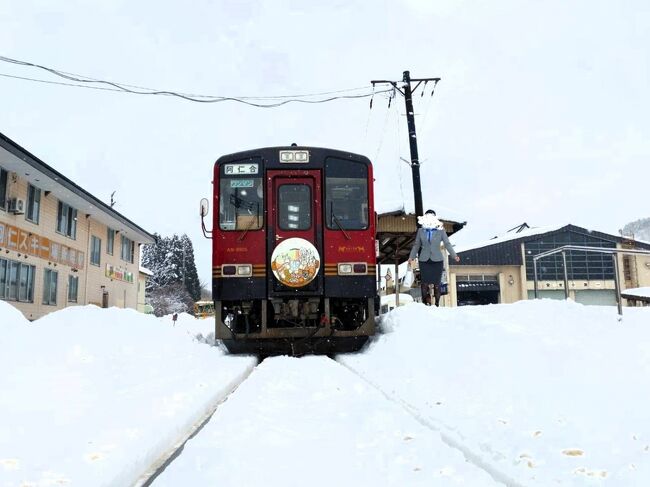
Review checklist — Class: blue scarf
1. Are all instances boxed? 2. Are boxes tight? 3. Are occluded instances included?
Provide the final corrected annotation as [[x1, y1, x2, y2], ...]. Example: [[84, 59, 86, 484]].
[[426, 228, 435, 242]]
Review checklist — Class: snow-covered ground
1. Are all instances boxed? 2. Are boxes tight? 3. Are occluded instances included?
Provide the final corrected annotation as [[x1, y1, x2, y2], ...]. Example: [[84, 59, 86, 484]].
[[341, 300, 650, 486], [2, 299, 649, 486], [0, 302, 255, 487], [152, 356, 501, 486]]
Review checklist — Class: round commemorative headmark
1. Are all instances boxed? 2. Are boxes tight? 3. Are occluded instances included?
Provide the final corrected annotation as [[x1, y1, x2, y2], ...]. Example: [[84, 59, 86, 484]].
[[270, 238, 321, 288]]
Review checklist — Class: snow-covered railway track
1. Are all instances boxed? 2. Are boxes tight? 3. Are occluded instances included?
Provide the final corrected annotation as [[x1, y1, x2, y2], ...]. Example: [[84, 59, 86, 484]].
[[338, 360, 522, 487], [146, 355, 505, 486], [133, 361, 258, 487]]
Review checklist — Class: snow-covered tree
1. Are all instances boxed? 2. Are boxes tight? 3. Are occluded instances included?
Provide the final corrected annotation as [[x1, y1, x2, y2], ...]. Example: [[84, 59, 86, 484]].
[[141, 233, 202, 314], [147, 283, 193, 317], [623, 217, 650, 242], [180, 234, 201, 301]]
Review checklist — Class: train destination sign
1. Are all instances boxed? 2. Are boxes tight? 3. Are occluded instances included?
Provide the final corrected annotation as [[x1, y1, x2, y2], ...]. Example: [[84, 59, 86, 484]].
[[230, 179, 254, 188], [224, 163, 258, 175]]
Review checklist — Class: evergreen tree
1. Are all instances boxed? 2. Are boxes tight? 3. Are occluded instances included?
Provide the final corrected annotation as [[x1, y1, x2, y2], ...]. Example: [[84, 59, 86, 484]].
[[623, 217, 650, 241], [180, 234, 201, 301], [141, 233, 202, 313]]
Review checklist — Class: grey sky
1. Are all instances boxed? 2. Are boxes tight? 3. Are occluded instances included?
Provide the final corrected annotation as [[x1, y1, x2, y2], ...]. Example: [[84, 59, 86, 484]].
[[1, 0, 648, 286]]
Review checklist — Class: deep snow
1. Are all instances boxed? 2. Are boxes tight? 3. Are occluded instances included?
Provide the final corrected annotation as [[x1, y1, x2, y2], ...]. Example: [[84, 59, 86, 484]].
[[1, 299, 649, 486], [340, 300, 650, 486], [0, 303, 256, 487], [152, 356, 501, 486]]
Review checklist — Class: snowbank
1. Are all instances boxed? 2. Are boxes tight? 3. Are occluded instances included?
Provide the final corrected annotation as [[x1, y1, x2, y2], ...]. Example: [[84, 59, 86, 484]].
[[340, 300, 650, 486], [161, 312, 217, 345], [0, 302, 255, 487]]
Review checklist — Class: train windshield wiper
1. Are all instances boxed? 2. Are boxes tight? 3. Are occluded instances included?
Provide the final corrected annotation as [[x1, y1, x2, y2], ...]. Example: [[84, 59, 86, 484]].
[[330, 207, 351, 240], [238, 202, 260, 242]]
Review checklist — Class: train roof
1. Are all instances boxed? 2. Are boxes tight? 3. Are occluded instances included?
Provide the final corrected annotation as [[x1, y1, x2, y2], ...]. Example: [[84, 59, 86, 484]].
[[214, 146, 372, 167]]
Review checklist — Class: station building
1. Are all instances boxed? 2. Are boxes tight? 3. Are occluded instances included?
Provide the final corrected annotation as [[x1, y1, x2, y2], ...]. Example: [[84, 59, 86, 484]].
[[449, 224, 650, 307], [0, 132, 155, 320]]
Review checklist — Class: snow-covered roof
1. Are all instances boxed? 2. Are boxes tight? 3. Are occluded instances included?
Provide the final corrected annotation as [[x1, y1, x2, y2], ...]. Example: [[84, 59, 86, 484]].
[[139, 266, 154, 276], [621, 287, 650, 299], [455, 224, 567, 253], [375, 198, 466, 221], [0, 132, 155, 244], [454, 223, 650, 254]]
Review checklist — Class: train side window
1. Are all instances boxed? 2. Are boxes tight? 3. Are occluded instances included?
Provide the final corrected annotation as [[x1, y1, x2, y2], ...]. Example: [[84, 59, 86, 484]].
[[325, 158, 369, 230], [278, 184, 311, 230], [219, 177, 263, 231]]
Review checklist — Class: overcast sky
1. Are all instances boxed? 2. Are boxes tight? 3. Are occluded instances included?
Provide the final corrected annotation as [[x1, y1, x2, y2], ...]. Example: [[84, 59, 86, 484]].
[[1, 0, 648, 286]]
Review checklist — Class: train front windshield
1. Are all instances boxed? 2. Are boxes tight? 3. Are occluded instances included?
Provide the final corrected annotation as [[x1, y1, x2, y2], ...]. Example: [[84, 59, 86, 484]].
[[219, 177, 264, 230], [325, 158, 369, 230]]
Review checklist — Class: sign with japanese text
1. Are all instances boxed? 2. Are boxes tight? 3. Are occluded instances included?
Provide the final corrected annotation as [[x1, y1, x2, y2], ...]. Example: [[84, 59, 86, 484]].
[[0, 222, 85, 269], [105, 264, 134, 283]]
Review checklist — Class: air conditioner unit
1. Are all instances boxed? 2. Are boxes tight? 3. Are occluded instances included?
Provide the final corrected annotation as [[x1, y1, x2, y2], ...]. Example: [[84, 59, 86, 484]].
[[8, 198, 25, 215]]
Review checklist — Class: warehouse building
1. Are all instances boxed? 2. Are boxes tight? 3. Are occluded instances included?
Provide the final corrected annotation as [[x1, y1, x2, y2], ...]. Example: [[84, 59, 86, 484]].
[[0, 132, 155, 320], [449, 224, 650, 307]]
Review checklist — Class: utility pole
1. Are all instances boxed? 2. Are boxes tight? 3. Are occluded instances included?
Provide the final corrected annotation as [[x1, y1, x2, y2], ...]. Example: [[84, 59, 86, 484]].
[[371, 71, 440, 219]]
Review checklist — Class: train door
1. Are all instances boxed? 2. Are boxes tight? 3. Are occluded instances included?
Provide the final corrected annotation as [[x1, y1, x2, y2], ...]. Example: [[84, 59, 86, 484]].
[[267, 170, 323, 294]]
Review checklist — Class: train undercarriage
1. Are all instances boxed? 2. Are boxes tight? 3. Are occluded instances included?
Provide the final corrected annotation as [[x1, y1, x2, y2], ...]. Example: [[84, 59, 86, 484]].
[[216, 297, 376, 356]]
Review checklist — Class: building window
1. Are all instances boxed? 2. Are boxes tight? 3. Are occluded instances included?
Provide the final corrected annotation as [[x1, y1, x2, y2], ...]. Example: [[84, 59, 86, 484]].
[[0, 167, 7, 211], [43, 269, 58, 305], [68, 275, 79, 302], [0, 258, 35, 302], [90, 236, 101, 266], [121, 235, 134, 263], [524, 231, 616, 281], [56, 201, 78, 239], [26, 184, 41, 224], [107, 228, 115, 255]]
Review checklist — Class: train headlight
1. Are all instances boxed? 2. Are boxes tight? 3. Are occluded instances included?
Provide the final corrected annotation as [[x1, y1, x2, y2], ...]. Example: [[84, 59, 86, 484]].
[[353, 263, 367, 274], [222, 265, 237, 276], [338, 264, 353, 275], [237, 265, 252, 276], [221, 264, 253, 277], [337, 263, 368, 275]]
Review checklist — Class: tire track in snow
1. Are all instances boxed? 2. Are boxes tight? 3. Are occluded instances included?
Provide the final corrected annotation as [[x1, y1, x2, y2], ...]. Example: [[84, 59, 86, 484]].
[[133, 360, 258, 487], [338, 360, 523, 487]]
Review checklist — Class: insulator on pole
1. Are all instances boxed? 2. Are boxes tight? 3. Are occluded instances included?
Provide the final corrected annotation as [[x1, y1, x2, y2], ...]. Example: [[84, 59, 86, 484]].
[[431, 79, 439, 96]]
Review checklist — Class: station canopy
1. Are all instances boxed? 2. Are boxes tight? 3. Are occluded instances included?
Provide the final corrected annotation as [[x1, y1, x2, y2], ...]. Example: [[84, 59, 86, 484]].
[[376, 210, 466, 265]]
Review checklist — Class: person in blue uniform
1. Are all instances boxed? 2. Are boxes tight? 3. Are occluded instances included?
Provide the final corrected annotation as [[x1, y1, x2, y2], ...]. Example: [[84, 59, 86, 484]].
[[408, 210, 460, 306]]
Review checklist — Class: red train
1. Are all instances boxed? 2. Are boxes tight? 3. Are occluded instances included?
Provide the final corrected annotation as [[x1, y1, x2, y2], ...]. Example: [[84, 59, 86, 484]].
[[200, 146, 377, 355]]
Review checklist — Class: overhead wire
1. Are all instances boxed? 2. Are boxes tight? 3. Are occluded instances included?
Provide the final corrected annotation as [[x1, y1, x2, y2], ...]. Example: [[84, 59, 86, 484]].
[[395, 96, 406, 208], [372, 91, 393, 162], [362, 84, 375, 150], [418, 79, 440, 136], [0, 55, 389, 107]]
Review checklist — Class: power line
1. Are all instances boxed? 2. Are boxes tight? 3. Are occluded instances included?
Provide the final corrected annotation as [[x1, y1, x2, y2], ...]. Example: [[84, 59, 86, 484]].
[[0, 55, 390, 107]]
